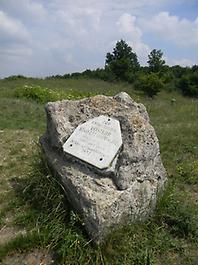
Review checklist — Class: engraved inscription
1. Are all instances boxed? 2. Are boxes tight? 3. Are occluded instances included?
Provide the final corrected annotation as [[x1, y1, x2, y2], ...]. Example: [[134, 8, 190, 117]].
[[63, 115, 122, 169]]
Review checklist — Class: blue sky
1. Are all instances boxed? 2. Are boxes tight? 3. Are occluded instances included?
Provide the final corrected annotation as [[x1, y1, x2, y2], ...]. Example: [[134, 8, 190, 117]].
[[0, 0, 197, 77]]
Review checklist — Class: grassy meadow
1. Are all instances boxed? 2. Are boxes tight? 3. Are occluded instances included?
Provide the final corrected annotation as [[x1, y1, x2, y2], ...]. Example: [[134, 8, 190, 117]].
[[0, 77, 197, 264]]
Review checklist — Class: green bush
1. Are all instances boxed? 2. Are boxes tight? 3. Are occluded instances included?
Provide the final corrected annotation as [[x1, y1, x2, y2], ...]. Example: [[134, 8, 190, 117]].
[[15, 85, 96, 103], [4, 75, 27, 81], [178, 72, 198, 97], [135, 73, 164, 98], [15, 85, 60, 103]]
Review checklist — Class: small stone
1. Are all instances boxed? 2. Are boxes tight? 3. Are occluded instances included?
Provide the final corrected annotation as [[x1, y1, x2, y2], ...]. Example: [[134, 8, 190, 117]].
[[114, 91, 134, 105]]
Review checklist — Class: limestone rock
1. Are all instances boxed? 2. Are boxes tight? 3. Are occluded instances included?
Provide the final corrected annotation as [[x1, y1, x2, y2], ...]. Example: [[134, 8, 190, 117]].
[[40, 92, 167, 243]]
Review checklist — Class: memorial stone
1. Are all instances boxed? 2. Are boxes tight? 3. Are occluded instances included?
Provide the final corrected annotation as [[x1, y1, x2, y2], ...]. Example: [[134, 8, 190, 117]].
[[40, 92, 167, 243]]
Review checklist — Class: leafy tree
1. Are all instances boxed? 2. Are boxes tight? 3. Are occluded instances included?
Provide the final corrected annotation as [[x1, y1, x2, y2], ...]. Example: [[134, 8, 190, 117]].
[[147, 49, 165, 73], [136, 73, 164, 98], [191, 64, 198, 72], [105, 39, 140, 81]]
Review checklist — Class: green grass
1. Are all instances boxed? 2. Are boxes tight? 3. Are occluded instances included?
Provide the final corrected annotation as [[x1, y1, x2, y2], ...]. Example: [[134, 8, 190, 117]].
[[0, 77, 197, 264], [0, 77, 133, 99], [144, 93, 198, 176], [0, 98, 45, 130]]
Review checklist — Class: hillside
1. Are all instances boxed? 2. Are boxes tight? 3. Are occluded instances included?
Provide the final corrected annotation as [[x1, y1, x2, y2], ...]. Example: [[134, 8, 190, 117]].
[[0, 78, 197, 265]]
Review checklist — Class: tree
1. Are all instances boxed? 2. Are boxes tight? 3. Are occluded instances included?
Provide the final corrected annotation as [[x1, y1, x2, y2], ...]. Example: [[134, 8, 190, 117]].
[[147, 49, 165, 73], [135, 73, 164, 98], [105, 39, 140, 81], [191, 64, 198, 72]]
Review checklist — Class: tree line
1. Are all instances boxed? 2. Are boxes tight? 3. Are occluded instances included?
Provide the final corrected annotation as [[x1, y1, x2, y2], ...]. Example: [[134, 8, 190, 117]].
[[50, 40, 198, 98], [4, 40, 198, 98]]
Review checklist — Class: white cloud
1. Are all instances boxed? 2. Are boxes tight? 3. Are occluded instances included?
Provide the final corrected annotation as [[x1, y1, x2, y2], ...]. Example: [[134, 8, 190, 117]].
[[117, 14, 142, 37], [0, 11, 30, 42], [143, 12, 198, 46], [131, 42, 150, 63], [47, 0, 172, 14], [0, 10, 33, 73], [167, 58, 195, 67], [116, 13, 150, 64], [0, 0, 197, 77], [0, 46, 32, 59], [0, 0, 47, 23]]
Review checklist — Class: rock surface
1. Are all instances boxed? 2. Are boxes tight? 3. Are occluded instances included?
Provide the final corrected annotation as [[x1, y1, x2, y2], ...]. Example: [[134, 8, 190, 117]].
[[40, 92, 167, 243]]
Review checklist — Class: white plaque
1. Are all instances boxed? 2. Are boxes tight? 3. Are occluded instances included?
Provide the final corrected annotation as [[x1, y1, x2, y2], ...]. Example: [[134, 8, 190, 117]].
[[63, 115, 122, 169]]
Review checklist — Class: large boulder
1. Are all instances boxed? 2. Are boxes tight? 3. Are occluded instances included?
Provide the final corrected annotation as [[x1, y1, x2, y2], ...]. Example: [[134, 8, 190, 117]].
[[40, 92, 167, 243]]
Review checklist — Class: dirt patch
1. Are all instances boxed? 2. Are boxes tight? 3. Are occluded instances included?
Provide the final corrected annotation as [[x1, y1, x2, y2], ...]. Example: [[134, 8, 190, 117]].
[[0, 226, 26, 245], [0, 249, 54, 265]]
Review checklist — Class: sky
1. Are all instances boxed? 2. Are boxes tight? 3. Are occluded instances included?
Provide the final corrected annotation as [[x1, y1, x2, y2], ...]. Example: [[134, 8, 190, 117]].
[[0, 0, 198, 77]]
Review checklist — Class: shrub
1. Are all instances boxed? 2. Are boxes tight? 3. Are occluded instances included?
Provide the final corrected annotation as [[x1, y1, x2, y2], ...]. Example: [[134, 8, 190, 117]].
[[15, 85, 60, 103], [135, 73, 164, 98], [15, 85, 96, 103], [4, 75, 27, 81], [82, 68, 117, 82], [178, 72, 198, 97]]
